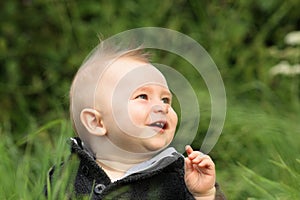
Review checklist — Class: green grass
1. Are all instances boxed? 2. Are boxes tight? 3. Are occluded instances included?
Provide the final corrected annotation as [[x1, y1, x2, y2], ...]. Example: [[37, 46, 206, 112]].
[[0, 119, 73, 199], [214, 100, 300, 199], [0, 98, 299, 199]]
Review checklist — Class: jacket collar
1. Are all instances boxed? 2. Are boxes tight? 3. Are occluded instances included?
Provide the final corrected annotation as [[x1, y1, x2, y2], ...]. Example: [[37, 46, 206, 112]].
[[70, 137, 182, 180]]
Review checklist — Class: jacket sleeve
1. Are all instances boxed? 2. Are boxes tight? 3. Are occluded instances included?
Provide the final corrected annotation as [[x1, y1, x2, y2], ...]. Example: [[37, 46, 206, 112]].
[[215, 182, 227, 200], [185, 182, 226, 200]]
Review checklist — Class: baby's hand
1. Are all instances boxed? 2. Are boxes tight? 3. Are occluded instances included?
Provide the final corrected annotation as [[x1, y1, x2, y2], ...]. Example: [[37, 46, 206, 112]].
[[184, 145, 216, 199]]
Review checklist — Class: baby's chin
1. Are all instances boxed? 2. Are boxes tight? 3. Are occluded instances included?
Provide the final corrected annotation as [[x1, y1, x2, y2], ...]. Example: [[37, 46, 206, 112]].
[[140, 135, 173, 153]]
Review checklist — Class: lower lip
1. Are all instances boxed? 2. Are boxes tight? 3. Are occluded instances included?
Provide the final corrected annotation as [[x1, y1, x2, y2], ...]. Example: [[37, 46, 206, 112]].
[[150, 126, 165, 134]]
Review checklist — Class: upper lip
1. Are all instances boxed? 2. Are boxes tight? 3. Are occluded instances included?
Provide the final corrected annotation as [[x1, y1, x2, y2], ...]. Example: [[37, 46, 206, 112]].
[[148, 120, 168, 129]]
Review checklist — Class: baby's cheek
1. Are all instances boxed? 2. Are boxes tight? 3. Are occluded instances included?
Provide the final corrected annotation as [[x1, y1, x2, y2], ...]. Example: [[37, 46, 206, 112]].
[[170, 108, 178, 125], [128, 104, 148, 126]]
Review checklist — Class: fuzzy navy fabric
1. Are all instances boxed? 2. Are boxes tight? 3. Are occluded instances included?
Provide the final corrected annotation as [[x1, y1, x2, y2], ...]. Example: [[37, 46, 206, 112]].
[[46, 137, 226, 199]]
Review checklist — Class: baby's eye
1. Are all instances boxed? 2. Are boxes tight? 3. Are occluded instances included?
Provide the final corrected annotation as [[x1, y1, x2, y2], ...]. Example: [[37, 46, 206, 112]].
[[135, 94, 148, 100], [162, 97, 171, 104]]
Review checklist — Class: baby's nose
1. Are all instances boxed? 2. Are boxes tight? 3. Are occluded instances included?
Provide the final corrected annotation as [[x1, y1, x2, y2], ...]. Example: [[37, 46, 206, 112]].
[[152, 103, 169, 114]]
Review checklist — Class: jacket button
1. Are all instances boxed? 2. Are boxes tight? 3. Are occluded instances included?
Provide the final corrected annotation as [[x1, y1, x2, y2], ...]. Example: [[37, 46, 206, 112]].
[[94, 184, 106, 194]]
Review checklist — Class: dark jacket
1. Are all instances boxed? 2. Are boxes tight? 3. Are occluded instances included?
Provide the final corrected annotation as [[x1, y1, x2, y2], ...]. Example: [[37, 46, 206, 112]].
[[47, 137, 226, 200]]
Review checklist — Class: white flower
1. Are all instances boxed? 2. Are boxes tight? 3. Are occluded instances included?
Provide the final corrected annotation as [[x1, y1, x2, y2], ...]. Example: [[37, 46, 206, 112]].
[[294, 64, 300, 74], [269, 61, 300, 76], [284, 31, 300, 45]]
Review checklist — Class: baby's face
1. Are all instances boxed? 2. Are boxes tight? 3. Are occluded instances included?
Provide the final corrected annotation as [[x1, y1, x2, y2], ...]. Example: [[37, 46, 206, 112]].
[[95, 57, 178, 153]]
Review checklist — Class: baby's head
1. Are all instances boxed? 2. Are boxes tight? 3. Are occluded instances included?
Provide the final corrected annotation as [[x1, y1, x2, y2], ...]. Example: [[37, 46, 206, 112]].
[[70, 43, 178, 157]]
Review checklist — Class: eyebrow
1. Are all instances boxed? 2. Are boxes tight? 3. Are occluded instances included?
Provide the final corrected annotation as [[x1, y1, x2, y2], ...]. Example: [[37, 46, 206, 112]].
[[136, 85, 172, 97]]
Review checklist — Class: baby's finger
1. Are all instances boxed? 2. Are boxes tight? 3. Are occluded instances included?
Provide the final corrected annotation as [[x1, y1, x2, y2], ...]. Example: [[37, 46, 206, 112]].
[[188, 151, 205, 161], [184, 157, 194, 172], [191, 154, 210, 164], [197, 157, 215, 170], [185, 145, 193, 156]]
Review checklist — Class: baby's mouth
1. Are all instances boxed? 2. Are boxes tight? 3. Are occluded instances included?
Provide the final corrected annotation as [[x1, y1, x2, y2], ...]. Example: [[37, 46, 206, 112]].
[[148, 121, 167, 130]]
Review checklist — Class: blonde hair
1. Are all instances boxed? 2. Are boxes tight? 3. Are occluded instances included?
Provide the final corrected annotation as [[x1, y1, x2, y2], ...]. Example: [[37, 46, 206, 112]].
[[70, 41, 149, 138]]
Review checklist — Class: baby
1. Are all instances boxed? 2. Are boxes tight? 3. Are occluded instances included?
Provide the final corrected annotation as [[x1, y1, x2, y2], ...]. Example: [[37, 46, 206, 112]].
[[52, 43, 225, 199]]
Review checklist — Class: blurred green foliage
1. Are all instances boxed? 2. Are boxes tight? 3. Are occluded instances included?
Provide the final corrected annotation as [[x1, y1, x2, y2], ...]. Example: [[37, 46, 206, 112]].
[[0, 0, 300, 199]]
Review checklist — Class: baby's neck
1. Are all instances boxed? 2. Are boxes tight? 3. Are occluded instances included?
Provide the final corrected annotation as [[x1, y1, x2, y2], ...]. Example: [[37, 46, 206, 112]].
[[96, 158, 144, 182], [91, 136, 160, 181]]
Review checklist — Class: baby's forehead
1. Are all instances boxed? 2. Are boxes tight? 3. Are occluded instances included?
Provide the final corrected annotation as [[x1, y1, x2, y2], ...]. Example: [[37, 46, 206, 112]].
[[99, 57, 169, 90]]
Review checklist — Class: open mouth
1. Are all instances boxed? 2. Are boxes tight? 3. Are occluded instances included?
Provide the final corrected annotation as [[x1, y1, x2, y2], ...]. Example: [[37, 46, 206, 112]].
[[148, 121, 167, 130]]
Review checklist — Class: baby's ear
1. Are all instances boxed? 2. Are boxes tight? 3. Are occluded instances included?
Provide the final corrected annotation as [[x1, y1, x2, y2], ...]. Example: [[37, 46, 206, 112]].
[[80, 108, 107, 136]]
